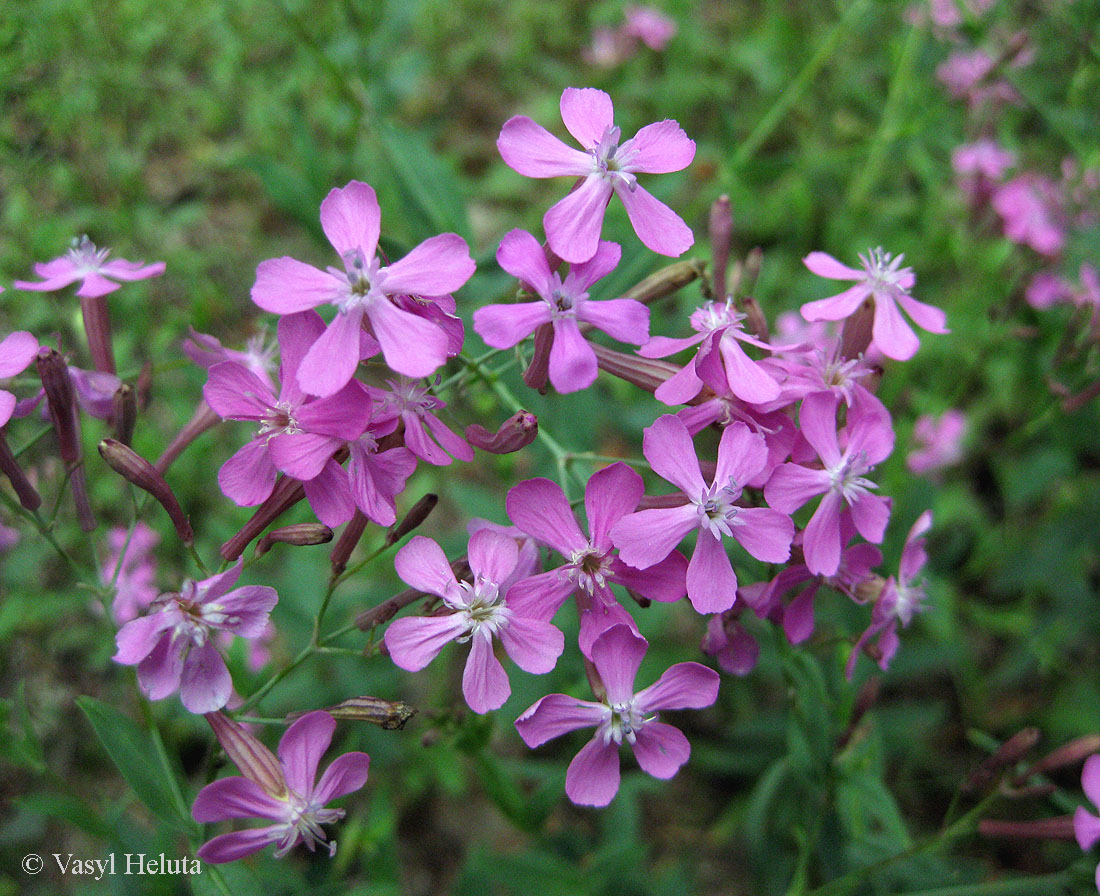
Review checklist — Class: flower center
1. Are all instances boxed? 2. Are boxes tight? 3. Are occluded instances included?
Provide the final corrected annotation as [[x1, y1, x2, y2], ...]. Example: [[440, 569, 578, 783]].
[[544, 272, 588, 318], [828, 451, 877, 503], [591, 125, 638, 190], [690, 298, 744, 334], [858, 247, 911, 292], [456, 578, 511, 639], [333, 251, 385, 312], [258, 401, 301, 440], [567, 544, 613, 594], [601, 699, 646, 746], [694, 479, 742, 538], [274, 791, 345, 858], [383, 377, 440, 417], [67, 235, 110, 274]]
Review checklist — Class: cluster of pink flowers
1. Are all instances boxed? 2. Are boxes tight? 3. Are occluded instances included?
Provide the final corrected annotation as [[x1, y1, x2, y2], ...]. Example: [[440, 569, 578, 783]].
[[0, 85, 948, 862], [583, 5, 676, 68]]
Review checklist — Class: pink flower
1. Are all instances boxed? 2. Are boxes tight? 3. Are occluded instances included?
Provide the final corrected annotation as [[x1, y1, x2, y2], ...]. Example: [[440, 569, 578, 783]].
[[0, 330, 39, 426], [907, 410, 966, 474], [203, 311, 372, 520], [474, 231, 650, 393], [251, 180, 475, 395], [100, 522, 160, 624], [952, 140, 1015, 201], [623, 5, 676, 50], [497, 88, 695, 263], [611, 417, 793, 614], [992, 175, 1066, 257], [384, 530, 565, 714], [193, 711, 369, 863], [374, 376, 473, 465], [14, 235, 165, 298], [1075, 754, 1100, 893], [346, 429, 417, 526], [765, 392, 894, 577], [847, 511, 932, 678], [701, 613, 760, 676], [515, 624, 719, 807], [800, 248, 948, 361], [113, 560, 278, 713], [183, 328, 279, 390], [505, 463, 688, 653]]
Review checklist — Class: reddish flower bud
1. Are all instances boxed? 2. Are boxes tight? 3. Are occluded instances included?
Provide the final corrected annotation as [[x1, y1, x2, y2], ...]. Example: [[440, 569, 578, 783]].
[[330, 510, 368, 577], [80, 294, 116, 375], [112, 383, 137, 446], [36, 348, 81, 464], [709, 195, 733, 298], [465, 411, 538, 455], [98, 438, 193, 545], [591, 343, 678, 395], [0, 431, 41, 511], [255, 523, 334, 557], [622, 259, 703, 305], [286, 696, 417, 730], [522, 322, 554, 392], [386, 493, 438, 546]]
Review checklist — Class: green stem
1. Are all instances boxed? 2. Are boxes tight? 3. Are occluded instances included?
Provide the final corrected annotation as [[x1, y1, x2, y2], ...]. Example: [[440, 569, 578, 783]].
[[236, 643, 315, 716], [13, 425, 54, 459], [730, 0, 870, 171], [893, 869, 1074, 896]]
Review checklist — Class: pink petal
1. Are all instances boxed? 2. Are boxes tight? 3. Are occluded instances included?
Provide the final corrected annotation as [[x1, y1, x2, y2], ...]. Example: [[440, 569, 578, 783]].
[[296, 309, 363, 398], [99, 259, 166, 282], [568, 240, 622, 292], [495, 228, 555, 296], [578, 298, 650, 345], [0, 331, 39, 377], [544, 176, 613, 265], [462, 632, 511, 714], [294, 384, 372, 441], [312, 751, 371, 805], [203, 362, 275, 420], [763, 463, 829, 514], [515, 693, 605, 747], [634, 661, 719, 712], [75, 273, 121, 298], [216, 586, 279, 638], [799, 391, 843, 468], [849, 494, 891, 543], [732, 507, 794, 563], [0, 391, 15, 427], [302, 459, 356, 527], [320, 181, 381, 258], [639, 333, 705, 359], [500, 614, 564, 674], [179, 641, 232, 713], [467, 528, 519, 584], [1075, 806, 1100, 852], [383, 234, 475, 297], [423, 413, 474, 462], [803, 252, 864, 281], [800, 283, 872, 322], [643, 414, 706, 496], [548, 316, 598, 392], [896, 293, 949, 334], [114, 613, 176, 665], [784, 587, 817, 644], [610, 551, 688, 603], [394, 535, 458, 597], [251, 258, 340, 314], [503, 569, 577, 622], [717, 335, 781, 404], [631, 721, 690, 779], [585, 462, 644, 551], [136, 633, 183, 700], [268, 432, 340, 481], [621, 120, 695, 174], [589, 623, 647, 705], [686, 530, 738, 614], [278, 710, 336, 796], [218, 439, 278, 507], [614, 182, 694, 257], [473, 302, 552, 349], [497, 116, 592, 178], [197, 826, 282, 864], [275, 310, 328, 404], [610, 504, 697, 571], [803, 492, 844, 577], [559, 87, 615, 147], [506, 478, 587, 556], [384, 614, 467, 671], [714, 422, 768, 488], [871, 295, 920, 361], [192, 776, 285, 823], [653, 361, 704, 405], [366, 299, 449, 378], [565, 737, 621, 807]]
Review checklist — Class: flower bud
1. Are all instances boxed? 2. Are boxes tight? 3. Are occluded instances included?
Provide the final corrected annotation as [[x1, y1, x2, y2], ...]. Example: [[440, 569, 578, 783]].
[[36, 348, 81, 464], [0, 431, 41, 511], [98, 438, 193, 546], [840, 297, 875, 361], [465, 411, 538, 455], [221, 476, 305, 561], [1019, 734, 1100, 782], [978, 817, 1076, 841], [330, 510, 368, 577], [113, 383, 137, 446], [964, 727, 1041, 793], [286, 696, 417, 731], [522, 322, 554, 392], [80, 294, 116, 375], [386, 493, 438, 546], [709, 195, 733, 299], [204, 712, 286, 799], [255, 523, 333, 557], [591, 343, 678, 395], [622, 259, 704, 305]]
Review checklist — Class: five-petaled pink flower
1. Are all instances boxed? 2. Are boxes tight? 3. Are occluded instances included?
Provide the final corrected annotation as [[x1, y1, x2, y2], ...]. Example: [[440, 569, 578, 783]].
[[515, 624, 719, 807], [15, 235, 165, 298], [1076, 754, 1100, 894], [0, 330, 39, 427], [384, 529, 565, 714], [612, 416, 794, 614], [497, 87, 695, 263], [474, 231, 650, 392], [251, 180, 475, 395], [113, 560, 278, 713], [800, 248, 948, 361], [193, 711, 369, 863]]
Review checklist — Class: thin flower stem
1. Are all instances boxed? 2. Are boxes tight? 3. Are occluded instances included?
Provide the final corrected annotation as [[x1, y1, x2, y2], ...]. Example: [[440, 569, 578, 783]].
[[891, 869, 1075, 896], [730, 0, 870, 171], [236, 643, 315, 716], [564, 451, 651, 470], [334, 539, 393, 586], [234, 716, 289, 726], [0, 488, 87, 574], [435, 348, 506, 395], [12, 425, 54, 459]]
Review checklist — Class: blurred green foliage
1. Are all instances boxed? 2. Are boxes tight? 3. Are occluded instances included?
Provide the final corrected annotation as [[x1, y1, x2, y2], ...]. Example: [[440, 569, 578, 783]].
[[1, 0, 1099, 894]]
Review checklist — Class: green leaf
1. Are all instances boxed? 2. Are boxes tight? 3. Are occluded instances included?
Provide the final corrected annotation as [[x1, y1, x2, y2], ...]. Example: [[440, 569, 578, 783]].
[[75, 697, 197, 834]]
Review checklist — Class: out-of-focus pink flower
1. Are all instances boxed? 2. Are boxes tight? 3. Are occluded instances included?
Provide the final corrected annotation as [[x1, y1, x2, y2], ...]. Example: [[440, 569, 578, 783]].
[[623, 6, 676, 49], [384, 530, 564, 714], [515, 624, 718, 807], [1075, 754, 1100, 893], [113, 560, 278, 713], [801, 248, 948, 361], [101, 522, 160, 623], [193, 711, 369, 863], [992, 175, 1066, 257], [15, 236, 165, 298], [0, 330, 39, 426], [701, 614, 759, 676], [183, 328, 278, 390], [475, 231, 650, 393], [907, 410, 967, 474], [497, 88, 694, 263], [251, 180, 475, 395], [0, 522, 19, 551], [953, 140, 1015, 204]]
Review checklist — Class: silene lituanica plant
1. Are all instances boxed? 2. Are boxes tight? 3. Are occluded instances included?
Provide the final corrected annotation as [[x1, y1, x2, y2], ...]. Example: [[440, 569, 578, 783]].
[[3, 79, 1099, 893]]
